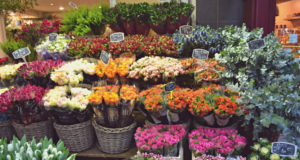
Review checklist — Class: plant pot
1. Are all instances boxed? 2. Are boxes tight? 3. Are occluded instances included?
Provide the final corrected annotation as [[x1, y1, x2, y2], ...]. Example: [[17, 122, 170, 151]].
[[215, 114, 230, 127], [93, 120, 137, 154], [110, 24, 124, 33], [12, 120, 53, 141], [0, 120, 14, 141], [53, 120, 95, 152], [122, 20, 136, 35], [166, 18, 178, 34], [179, 15, 189, 26], [151, 23, 167, 35], [135, 21, 150, 36]]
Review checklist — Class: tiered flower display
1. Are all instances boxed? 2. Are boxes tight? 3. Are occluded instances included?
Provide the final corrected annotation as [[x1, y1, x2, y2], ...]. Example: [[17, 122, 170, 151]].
[[50, 59, 96, 85], [189, 127, 246, 157], [135, 125, 185, 156]]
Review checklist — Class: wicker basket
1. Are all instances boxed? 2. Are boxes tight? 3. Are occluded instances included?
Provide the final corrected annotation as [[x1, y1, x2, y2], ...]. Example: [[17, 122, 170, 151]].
[[93, 120, 137, 154], [0, 120, 14, 140], [53, 120, 95, 152], [12, 120, 54, 141]]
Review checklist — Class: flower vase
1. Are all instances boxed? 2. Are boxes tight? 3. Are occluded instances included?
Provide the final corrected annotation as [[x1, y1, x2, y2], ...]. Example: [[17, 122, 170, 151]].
[[110, 24, 124, 32], [107, 106, 119, 128], [179, 15, 189, 26], [166, 18, 178, 34], [122, 20, 136, 35], [120, 99, 135, 127], [135, 21, 150, 36], [215, 114, 230, 127], [151, 23, 166, 35], [169, 111, 180, 123], [93, 105, 106, 125], [164, 143, 178, 157], [203, 112, 215, 126]]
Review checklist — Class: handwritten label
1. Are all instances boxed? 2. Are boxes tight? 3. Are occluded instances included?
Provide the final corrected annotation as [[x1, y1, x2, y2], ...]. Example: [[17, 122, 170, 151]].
[[69, 2, 77, 9], [289, 34, 298, 44], [12, 47, 31, 59], [165, 82, 176, 92], [192, 49, 209, 60], [271, 142, 297, 157], [100, 50, 110, 64], [110, 32, 124, 42], [248, 39, 265, 50], [49, 33, 58, 41], [180, 25, 193, 35]]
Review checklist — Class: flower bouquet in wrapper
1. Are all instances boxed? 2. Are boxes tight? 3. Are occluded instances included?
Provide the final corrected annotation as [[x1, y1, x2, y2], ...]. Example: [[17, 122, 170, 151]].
[[194, 59, 225, 83], [51, 58, 97, 85], [89, 85, 138, 128], [17, 60, 63, 88], [135, 125, 185, 157]]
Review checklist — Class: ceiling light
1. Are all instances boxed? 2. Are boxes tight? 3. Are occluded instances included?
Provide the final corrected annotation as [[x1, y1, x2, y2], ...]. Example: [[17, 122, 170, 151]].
[[50, 3, 54, 6], [59, 7, 64, 11]]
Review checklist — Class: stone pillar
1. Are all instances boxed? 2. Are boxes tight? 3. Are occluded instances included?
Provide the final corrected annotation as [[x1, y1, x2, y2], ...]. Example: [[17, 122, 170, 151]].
[[0, 14, 7, 58]]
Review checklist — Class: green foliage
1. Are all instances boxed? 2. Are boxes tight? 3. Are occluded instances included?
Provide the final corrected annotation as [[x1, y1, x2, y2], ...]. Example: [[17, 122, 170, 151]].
[[216, 25, 300, 144], [149, 3, 167, 25], [0, 39, 26, 59], [132, 3, 150, 24], [0, 0, 37, 14], [0, 136, 76, 160], [61, 4, 105, 36], [115, 3, 134, 22]]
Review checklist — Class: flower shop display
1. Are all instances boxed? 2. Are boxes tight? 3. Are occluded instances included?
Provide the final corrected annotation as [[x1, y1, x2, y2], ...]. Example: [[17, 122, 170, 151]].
[[0, 136, 76, 160], [50, 58, 97, 85], [248, 138, 300, 160], [0, 63, 24, 87], [90, 85, 138, 128], [129, 57, 184, 86], [135, 124, 185, 158], [35, 34, 71, 60], [17, 60, 63, 88], [43, 86, 95, 152], [189, 127, 246, 157], [0, 84, 53, 141]]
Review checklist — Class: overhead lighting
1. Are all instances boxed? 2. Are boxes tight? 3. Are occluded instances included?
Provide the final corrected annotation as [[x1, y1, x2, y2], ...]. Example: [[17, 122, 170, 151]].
[[59, 7, 64, 11], [50, 3, 54, 6]]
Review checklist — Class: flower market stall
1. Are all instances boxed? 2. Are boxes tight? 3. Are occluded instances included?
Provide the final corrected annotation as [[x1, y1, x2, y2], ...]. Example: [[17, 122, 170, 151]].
[[0, 1, 299, 160]]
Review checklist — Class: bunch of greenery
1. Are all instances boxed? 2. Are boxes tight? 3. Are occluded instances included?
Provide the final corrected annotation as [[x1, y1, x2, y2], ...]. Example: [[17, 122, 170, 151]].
[[216, 25, 300, 144], [149, 3, 167, 26], [0, 39, 36, 61], [133, 3, 150, 24], [0, 0, 37, 14], [115, 3, 134, 23], [0, 136, 76, 160], [61, 4, 105, 36]]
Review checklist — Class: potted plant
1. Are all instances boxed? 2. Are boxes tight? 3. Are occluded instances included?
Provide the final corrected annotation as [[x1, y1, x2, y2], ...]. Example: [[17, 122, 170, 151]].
[[0, 84, 53, 141], [164, 2, 180, 34], [178, 3, 194, 26], [149, 4, 167, 35], [43, 86, 95, 152], [104, 8, 124, 32], [0, 88, 14, 141], [133, 3, 151, 36], [0, 136, 76, 160], [116, 3, 135, 35], [135, 124, 185, 158], [89, 85, 137, 154]]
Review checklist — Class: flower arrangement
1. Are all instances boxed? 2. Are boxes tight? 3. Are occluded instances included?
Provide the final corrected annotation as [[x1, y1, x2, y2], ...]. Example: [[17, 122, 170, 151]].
[[141, 35, 178, 56], [135, 125, 185, 156], [0, 63, 24, 86], [129, 56, 184, 83], [0, 136, 76, 160], [50, 59, 96, 85], [0, 57, 8, 66], [35, 34, 71, 60], [89, 85, 138, 128], [42, 86, 92, 125], [194, 59, 225, 82], [38, 19, 61, 34], [189, 127, 246, 157], [165, 88, 192, 113], [0, 84, 47, 125]]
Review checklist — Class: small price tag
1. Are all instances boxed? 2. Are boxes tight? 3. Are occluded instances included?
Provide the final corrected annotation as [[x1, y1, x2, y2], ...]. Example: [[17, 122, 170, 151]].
[[69, 2, 78, 9], [49, 33, 58, 41], [180, 25, 193, 35], [100, 50, 110, 65], [110, 32, 124, 42], [12, 47, 31, 59], [271, 142, 297, 157], [248, 39, 265, 50], [289, 34, 298, 44], [165, 82, 176, 92], [192, 49, 209, 60]]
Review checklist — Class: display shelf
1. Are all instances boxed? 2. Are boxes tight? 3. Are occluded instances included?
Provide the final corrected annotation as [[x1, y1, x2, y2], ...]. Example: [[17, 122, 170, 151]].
[[76, 144, 137, 158]]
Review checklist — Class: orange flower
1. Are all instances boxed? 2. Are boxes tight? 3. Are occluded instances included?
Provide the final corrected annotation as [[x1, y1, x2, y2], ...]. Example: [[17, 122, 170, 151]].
[[120, 85, 138, 100], [88, 90, 104, 104], [103, 91, 119, 106], [105, 59, 117, 79]]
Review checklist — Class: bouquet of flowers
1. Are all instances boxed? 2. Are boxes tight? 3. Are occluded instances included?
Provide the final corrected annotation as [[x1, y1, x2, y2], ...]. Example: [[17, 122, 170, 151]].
[[35, 34, 71, 60], [0, 57, 8, 66], [89, 85, 138, 128], [0, 84, 47, 125], [194, 59, 225, 82], [38, 19, 61, 34], [43, 86, 92, 125], [0, 63, 24, 87], [135, 125, 185, 156], [17, 60, 63, 87], [141, 35, 178, 56], [120, 35, 144, 54], [67, 37, 109, 58], [189, 127, 246, 157], [50, 59, 96, 85], [129, 56, 184, 83]]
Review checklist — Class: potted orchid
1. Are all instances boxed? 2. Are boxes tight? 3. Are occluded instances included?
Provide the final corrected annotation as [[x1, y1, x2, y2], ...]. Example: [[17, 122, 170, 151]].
[[42, 86, 94, 152], [0, 84, 53, 141]]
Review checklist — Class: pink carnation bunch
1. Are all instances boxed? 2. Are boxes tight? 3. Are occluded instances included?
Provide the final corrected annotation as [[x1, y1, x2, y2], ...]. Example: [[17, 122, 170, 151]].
[[189, 127, 246, 156], [135, 125, 185, 153]]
